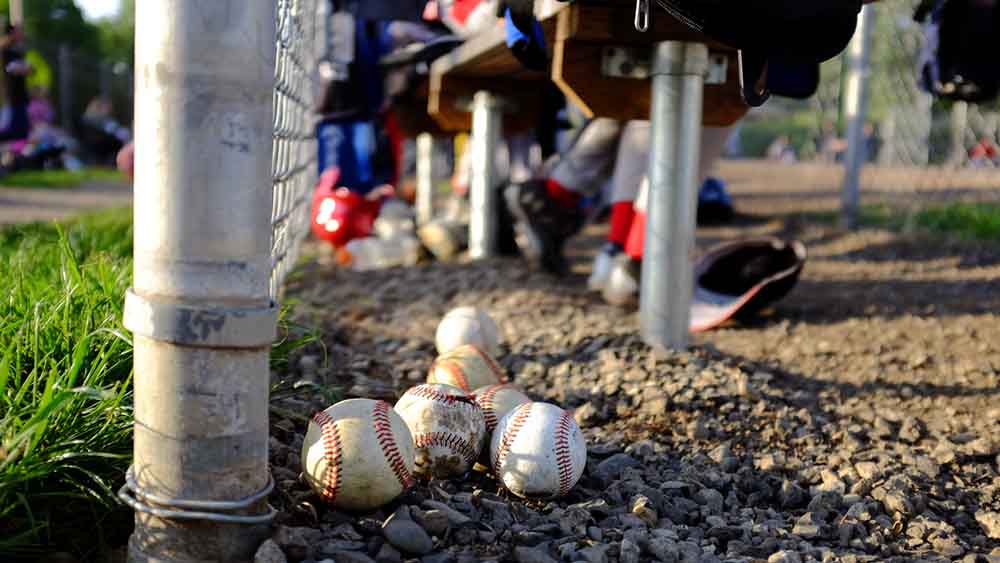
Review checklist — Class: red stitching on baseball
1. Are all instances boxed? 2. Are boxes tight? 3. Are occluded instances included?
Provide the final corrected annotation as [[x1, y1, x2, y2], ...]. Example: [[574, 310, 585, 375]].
[[431, 360, 471, 392], [554, 410, 575, 497], [413, 432, 478, 464], [475, 384, 508, 431], [372, 400, 414, 490], [493, 402, 533, 475], [468, 345, 509, 383], [312, 410, 343, 503], [407, 383, 478, 408]]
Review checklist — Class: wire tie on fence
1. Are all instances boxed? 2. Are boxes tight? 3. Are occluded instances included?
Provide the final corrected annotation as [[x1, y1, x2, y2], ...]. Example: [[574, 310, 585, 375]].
[[117, 465, 277, 524]]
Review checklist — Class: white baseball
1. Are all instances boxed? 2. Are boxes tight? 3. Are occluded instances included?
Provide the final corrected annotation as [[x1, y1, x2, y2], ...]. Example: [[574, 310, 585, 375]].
[[435, 306, 501, 356], [394, 384, 487, 479], [491, 402, 587, 499], [302, 398, 416, 512], [428, 344, 508, 393], [472, 384, 531, 433]]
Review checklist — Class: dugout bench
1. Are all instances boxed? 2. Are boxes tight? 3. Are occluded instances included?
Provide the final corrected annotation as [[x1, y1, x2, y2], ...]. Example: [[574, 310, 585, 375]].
[[425, 1, 749, 351]]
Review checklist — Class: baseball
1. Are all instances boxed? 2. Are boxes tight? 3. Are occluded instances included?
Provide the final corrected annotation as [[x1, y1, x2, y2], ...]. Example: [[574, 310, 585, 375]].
[[435, 306, 501, 356], [491, 402, 587, 499], [394, 384, 487, 479], [301, 398, 416, 512], [428, 344, 508, 393], [472, 383, 531, 433]]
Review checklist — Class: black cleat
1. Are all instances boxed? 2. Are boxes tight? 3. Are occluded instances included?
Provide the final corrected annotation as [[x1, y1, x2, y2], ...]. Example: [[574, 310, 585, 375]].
[[504, 179, 584, 276]]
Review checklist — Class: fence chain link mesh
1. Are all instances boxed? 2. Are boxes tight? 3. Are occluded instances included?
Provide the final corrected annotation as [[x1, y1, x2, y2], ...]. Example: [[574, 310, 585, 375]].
[[271, 0, 320, 297]]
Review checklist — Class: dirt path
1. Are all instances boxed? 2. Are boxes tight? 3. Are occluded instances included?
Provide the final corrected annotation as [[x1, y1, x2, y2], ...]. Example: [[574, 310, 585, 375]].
[[0, 181, 132, 225]]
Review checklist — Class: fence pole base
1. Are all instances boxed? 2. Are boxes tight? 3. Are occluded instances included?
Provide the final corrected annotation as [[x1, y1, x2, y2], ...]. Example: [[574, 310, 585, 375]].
[[640, 42, 707, 352]]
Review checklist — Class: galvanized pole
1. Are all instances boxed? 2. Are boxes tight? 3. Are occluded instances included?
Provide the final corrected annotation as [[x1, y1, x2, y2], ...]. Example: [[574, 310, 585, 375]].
[[58, 45, 72, 134], [469, 91, 502, 259], [416, 133, 435, 226], [122, 2, 277, 561], [840, 4, 876, 230], [641, 42, 707, 351], [9, 0, 22, 26]]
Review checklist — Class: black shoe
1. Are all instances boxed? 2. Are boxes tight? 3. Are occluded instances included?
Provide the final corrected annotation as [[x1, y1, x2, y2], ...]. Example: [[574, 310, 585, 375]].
[[504, 179, 584, 275]]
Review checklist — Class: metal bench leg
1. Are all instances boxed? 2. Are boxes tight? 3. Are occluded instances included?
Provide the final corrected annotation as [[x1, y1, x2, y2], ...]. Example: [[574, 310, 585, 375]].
[[470, 91, 502, 259], [416, 133, 435, 226], [641, 42, 708, 351]]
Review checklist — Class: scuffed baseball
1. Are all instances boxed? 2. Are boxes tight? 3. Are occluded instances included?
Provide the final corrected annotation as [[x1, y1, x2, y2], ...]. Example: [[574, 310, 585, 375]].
[[302, 398, 416, 511], [428, 344, 508, 393], [435, 306, 501, 356], [491, 402, 587, 499], [472, 384, 531, 433], [394, 384, 487, 479]]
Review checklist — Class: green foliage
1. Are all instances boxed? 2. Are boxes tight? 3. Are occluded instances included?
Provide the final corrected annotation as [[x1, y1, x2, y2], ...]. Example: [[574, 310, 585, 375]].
[[0, 167, 126, 189], [0, 208, 134, 559], [96, 0, 133, 66], [812, 202, 1000, 241], [739, 112, 822, 159]]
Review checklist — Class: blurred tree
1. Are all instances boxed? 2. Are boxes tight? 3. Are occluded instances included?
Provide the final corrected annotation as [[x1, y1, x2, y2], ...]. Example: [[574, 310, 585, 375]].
[[0, 0, 102, 56], [97, 0, 133, 65]]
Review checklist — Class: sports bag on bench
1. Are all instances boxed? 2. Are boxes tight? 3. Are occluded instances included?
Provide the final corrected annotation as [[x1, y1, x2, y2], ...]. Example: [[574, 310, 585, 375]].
[[653, 0, 863, 105], [916, 0, 1000, 103]]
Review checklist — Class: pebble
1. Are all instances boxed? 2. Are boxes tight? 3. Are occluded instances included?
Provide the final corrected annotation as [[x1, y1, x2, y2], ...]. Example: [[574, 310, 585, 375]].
[[593, 454, 639, 484], [326, 551, 376, 563], [415, 509, 451, 537], [375, 543, 402, 563], [254, 540, 287, 563], [768, 550, 803, 563], [383, 518, 434, 555], [513, 546, 558, 563], [978, 511, 1000, 539], [619, 538, 641, 563]]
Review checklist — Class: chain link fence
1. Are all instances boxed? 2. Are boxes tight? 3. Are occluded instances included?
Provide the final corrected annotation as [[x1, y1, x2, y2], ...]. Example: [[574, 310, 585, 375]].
[[270, 0, 321, 296], [731, 0, 1000, 221]]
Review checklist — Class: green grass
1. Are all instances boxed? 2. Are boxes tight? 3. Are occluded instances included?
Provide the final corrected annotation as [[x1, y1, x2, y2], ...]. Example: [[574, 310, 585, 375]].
[[0, 168, 126, 189], [0, 209, 135, 559], [812, 202, 1000, 241], [0, 208, 320, 560]]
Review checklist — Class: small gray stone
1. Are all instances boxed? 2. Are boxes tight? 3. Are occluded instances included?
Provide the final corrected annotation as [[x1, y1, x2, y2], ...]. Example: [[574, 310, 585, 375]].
[[977, 511, 1000, 539], [648, 537, 678, 563], [557, 542, 577, 561], [513, 531, 548, 547], [254, 540, 287, 563], [383, 519, 434, 555], [792, 512, 822, 539], [931, 534, 965, 558], [767, 550, 802, 563], [421, 553, 455, 563], [513, 546, 557, 563], [631, 495, 658, 526], [326, 551, 377, 563], [577, 544, 610, 563], [619, 538, 641, 563], [708, 444, 738, 473], [415, 509, 451, 537], [882, 492, 913, 517], [675, 541, 701, 563], [594, 454, 639, 484], [780, 480, 806, 509], [421, 500, 471, 525], [317, 540, 367, 555], [375, 543, 402, 563], [695, 489, 724, 515], [854, 462, 880, 481]]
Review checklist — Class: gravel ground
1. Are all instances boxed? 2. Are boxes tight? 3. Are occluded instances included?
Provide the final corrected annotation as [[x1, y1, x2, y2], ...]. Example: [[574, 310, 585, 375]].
[[263, 177, 1000, 563]]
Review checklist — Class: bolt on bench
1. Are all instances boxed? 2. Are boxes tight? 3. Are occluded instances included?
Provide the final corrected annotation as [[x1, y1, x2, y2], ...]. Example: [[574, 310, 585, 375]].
[[427, 1, 748, 350]]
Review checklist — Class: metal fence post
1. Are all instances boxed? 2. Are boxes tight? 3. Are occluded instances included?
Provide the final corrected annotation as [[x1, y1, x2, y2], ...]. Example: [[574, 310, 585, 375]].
[[840, 4, 876, 230], [416, 133, 435, 226], [58, 45, 72, 134], [469, 91, 502, 259], [641, 42, 706, 351], [122, 2, 278, 561]]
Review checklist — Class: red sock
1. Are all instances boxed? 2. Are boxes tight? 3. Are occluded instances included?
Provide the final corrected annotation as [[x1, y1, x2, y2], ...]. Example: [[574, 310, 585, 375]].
[[607, 202, 635, 246], [545, 178, 581, 210], [624, 210, 646, 260]]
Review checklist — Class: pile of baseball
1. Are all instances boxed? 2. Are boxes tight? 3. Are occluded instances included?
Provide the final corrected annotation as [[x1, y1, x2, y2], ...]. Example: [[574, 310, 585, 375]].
[[300, 306, 588, 512]]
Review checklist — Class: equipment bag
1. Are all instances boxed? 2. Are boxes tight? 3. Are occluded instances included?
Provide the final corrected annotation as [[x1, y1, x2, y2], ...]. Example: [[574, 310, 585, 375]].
[[916, 0, 1000, 103]]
